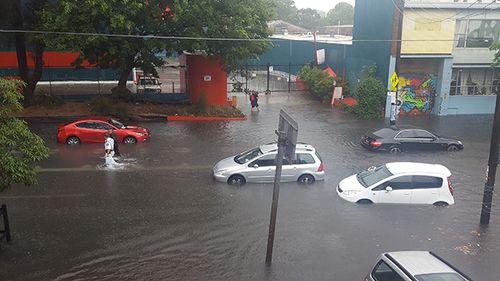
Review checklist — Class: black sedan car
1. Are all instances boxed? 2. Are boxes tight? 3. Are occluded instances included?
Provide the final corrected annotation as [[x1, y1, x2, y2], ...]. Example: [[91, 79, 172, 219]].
[[361, 128, 463, 153]]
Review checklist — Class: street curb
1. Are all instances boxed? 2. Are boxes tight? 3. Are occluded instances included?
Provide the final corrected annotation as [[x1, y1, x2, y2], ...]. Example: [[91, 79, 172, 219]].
[[166, 116, 247, 121]]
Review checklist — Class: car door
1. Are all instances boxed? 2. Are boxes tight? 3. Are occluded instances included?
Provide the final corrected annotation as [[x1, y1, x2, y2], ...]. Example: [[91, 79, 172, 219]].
[[394, 130, 418, 151], [371, 175, 413, 204], [245, 154, 276, 182], [74, 122, 98, 143], [411, 175, 444, 204], [286, 153, 316, 181], [414, 130, 441, 151], [92, 121, 114, 142]]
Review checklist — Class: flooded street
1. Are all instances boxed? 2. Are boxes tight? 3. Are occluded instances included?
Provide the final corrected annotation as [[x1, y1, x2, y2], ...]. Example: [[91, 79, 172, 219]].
[[1, 93, 499, 281]]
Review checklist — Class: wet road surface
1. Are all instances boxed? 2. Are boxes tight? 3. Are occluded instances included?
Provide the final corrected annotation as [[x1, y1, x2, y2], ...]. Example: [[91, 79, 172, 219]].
[[0, 93, 499, 281]]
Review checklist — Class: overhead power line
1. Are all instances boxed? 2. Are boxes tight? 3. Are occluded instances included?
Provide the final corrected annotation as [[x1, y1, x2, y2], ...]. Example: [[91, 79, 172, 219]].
[[0, 28, 485, 43]]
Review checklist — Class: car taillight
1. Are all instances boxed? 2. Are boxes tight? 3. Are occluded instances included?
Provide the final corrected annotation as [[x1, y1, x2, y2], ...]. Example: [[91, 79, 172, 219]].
[[448, 177, 453, 195], [317, 162, 324, 172], [371, 141, 382, 147]]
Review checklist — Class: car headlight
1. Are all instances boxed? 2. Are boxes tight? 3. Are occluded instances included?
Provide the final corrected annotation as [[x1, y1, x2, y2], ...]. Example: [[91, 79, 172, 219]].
[[457, 141, 462, 145], [134, 132, 146, 136], [214, 169, 229, 175], [343, 190, 361, 196]]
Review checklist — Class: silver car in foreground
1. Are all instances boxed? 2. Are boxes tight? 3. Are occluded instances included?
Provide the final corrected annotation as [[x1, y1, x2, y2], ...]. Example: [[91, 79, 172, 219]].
[[213, 143, 325, 185], [366, 251, 471, 281]]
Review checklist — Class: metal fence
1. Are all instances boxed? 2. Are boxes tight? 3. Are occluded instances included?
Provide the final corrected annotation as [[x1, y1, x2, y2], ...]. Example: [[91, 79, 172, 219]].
[[227, 64, 308, 94]]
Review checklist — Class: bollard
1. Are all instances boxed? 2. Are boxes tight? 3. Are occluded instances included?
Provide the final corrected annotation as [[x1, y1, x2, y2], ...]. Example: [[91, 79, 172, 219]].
[[232, 96, 237, 107]]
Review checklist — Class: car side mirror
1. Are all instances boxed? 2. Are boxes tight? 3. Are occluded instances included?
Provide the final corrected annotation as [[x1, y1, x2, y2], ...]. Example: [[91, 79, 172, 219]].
[[253, 164, 259, 169], [385, 186, 393, 192]]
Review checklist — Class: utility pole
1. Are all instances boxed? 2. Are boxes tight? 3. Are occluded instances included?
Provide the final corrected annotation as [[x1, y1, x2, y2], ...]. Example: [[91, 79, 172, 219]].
[[480, 87, 500, 224]]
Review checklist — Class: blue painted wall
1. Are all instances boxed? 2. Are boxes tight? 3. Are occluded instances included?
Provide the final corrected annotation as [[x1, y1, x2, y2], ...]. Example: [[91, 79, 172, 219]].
[[447, 96, 496, 115]]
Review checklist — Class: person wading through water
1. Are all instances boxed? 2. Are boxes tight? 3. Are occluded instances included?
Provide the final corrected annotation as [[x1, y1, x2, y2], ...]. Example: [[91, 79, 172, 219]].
[[108, 129, 121, 157], [250, 91, 259, 111]]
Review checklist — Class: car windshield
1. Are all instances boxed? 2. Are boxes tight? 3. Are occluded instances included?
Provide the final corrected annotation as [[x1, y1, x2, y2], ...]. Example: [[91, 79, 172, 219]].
[[415, 273, 467, 281], [234, 147, 263, 164], [108, 118, 125, 129], [356, 165, 393, 187]]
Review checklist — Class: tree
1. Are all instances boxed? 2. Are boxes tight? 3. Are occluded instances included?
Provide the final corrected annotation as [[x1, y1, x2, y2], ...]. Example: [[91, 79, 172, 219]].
[[298, 65, 335, 100], [324, 2, 354, 26], [297, 8, 322, 29], [272, 0, 299, 24], [0, 78, 49, 192], [2, 0, 49, 106], [41, 0, 274, 93]]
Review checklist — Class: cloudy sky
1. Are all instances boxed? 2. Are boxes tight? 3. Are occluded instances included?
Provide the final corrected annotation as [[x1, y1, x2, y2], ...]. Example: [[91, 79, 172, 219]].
[[294, 0, 355, 12]]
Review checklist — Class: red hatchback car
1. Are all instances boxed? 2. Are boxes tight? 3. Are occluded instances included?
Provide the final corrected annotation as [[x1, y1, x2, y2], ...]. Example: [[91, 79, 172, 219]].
[[57, 117, 150, 145]]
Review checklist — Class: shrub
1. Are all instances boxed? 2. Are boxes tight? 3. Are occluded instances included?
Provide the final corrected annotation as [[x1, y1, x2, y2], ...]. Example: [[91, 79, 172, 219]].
[[350, 77, 387, 119], [110, 86, 133, 101], [298, 65, 335, 100], [90, 96, 129, 119]]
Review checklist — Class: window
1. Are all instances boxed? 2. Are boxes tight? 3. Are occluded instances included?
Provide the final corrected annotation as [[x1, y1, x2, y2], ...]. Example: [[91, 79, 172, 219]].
[[75, 122, 93, 129], [413, 176, 443, 189], [450, 68, 499, 96], [357, 165, 393, 188], [414, 130, 435, 139], [372, 260, 405, 281], [94, 122, 113, 131], [251, 154, 276, 167], [395, 130, 416, 139], [373, 176, 414, 191], [415, 272, 467, 281], [454, 19, 500, 48], [234, 147, 263, 164], [293, 153, 316, 164]]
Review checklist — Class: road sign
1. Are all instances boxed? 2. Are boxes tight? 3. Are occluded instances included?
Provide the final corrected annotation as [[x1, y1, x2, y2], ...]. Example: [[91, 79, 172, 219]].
[[278, 110, 298, 161], [390, 72, 399, 91]]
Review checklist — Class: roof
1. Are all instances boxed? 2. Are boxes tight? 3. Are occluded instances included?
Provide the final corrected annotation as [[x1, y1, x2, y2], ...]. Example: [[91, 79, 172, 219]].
[[385, 251, 457, 276], [259, 143, 316, 154], [385, 162, 451, 177]]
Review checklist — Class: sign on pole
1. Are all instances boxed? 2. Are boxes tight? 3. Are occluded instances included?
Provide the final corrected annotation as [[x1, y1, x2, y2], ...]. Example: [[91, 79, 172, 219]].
[[390, 72, 399, 92], [266, 109, 298, 265], [278, 110, 298, 162]]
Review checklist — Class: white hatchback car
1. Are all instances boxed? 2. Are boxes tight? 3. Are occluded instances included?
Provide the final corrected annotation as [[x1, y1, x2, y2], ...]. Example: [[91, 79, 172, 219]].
[[213, 143, 324, 185], [337, 162, 454, 205]]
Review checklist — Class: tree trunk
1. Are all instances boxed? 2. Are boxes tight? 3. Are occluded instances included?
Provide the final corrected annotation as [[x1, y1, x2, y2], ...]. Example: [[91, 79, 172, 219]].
[[117, 57, 135, 92], [24, 42, 45, 105]]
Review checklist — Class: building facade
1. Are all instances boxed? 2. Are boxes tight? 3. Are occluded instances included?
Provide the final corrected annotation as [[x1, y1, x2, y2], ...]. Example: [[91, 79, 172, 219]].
[[353, 0, 500, 116]]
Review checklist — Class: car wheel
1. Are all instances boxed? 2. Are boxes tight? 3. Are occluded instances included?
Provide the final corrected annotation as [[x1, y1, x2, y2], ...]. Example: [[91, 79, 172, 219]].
[[228, 175, 246, 186], [66, 136, 81, 145], [298, 174, 315, 184], [123, 136, 137, 144], [447, 144, 459, 152], [389, 146, 402, 154], [433, 201, 449, 207], [356, 199, 373, 204]]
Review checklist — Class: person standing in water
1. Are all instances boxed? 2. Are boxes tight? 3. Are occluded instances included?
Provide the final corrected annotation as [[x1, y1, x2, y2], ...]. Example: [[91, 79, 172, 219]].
[[104, 132, 116, 167], [108, 129, 121, 157]]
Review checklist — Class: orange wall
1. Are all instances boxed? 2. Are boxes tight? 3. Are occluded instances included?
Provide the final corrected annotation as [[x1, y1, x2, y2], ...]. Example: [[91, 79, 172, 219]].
[[0, 52, 94, 68], [186, 55, 227, 105]]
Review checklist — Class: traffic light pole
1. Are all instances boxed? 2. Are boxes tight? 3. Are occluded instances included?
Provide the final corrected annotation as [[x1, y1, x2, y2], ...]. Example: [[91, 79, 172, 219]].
[[480, 90, 500, 225]]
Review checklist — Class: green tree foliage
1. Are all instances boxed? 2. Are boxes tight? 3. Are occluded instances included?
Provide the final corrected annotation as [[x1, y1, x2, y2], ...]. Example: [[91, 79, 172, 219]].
[[490, 42, 500, 68], [41, 0, 273, 92], [0, 79, 49, 191], [297, 8, 322, 29], [323, 2, 354, 26], [298, 65, 335, 100], [349, 77, 387, 119], [271, 0, 299, 24]]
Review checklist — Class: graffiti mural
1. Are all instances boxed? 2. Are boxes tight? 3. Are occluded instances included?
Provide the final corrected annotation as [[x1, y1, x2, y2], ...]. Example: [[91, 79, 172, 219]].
[[398, 73, 437, 116]]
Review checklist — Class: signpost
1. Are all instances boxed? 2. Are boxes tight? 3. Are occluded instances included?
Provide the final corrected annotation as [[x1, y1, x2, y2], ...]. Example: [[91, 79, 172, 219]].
[[265, 109, 298, 265]]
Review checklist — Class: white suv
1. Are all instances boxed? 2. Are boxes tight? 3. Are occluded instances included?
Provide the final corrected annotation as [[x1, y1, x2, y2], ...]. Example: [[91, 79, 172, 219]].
[[337, 162, 454, 205], [213, 143, 324, 185], [366, 251, 471, 281]]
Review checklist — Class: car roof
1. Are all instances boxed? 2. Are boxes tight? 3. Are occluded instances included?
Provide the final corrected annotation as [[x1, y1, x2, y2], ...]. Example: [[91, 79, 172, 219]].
[[73, 116, 110, 122], [385, 162, 451, 177], [259, 142, 316, 154], [385, 251, 458, 276]]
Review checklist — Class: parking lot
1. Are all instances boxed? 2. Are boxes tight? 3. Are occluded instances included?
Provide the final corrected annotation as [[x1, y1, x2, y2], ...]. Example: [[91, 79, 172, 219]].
[[0, 93, 499, 281]]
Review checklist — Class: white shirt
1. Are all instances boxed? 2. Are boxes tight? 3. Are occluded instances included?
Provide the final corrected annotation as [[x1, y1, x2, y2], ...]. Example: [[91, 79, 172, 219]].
[[105, 137, 114, 150]]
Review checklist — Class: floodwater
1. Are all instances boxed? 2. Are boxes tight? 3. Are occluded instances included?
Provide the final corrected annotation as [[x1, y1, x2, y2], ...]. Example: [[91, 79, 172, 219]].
[[0, 93, 499, 281]]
